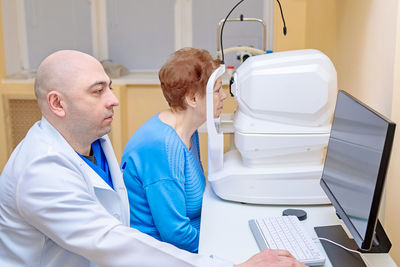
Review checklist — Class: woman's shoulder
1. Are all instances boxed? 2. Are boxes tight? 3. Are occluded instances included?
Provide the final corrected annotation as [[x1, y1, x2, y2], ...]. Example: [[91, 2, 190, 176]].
[[128, 115, 169, 142], [123, 114, 184, 157]]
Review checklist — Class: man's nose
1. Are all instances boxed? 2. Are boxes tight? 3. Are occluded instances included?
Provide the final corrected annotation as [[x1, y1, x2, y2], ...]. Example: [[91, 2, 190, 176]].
[[106, 89, 120, 107]]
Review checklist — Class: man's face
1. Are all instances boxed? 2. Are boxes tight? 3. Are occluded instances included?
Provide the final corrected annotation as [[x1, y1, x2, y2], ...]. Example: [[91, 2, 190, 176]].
[[64, 61, 119, 141]]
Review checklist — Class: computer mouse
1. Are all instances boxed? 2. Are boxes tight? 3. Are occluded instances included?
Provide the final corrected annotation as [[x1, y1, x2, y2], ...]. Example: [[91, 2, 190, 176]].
[[282, 209, 307, 221]]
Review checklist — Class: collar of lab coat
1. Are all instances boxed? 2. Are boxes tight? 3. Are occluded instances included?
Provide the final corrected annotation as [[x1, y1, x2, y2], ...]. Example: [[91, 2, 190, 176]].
[[39, 117, 127, 194], [38, 117, 130, 225]]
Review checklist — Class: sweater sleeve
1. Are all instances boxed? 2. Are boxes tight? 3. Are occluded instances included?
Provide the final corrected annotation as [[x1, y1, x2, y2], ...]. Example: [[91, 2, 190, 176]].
[[144, 178, 199, 253]]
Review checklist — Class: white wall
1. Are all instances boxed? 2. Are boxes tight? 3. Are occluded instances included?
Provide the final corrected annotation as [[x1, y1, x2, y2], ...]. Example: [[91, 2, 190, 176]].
[[335, 0, 399, 263], [385, 0, 400, 263], [335, 0, 397, 117]]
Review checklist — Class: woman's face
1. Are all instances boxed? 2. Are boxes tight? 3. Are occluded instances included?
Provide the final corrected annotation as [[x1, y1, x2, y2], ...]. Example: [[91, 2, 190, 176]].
[[213, 77, 227, 118], [197, 77, 227, 124]]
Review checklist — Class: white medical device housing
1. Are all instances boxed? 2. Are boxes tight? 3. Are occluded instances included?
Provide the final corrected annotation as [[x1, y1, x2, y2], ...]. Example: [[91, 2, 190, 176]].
[[206, 49, 337, 204]]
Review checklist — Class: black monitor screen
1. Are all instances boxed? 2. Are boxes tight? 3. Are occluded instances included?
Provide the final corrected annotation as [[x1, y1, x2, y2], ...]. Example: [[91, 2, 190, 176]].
[[321, 90, 395, 250]]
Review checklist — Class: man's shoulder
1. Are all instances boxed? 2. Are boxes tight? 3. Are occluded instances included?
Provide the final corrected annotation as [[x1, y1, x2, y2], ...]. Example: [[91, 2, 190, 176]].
[[2, 121, 79, 178]]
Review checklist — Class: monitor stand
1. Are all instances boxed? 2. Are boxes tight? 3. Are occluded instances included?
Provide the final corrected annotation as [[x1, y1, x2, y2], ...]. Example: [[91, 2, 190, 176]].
[[314, 225, 366, 267]]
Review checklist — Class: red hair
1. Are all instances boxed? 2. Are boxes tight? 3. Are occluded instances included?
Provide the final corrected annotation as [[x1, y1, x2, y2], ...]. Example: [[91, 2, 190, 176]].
[[159, 47, 221, 111]]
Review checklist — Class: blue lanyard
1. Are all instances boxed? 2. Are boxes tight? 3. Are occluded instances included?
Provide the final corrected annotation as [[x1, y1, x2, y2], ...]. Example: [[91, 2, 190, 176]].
[[78, 139, 114, 190]]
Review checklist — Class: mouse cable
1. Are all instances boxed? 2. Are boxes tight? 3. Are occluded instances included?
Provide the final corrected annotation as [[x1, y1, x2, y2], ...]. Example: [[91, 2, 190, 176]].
[[315, 237, 372, 267]]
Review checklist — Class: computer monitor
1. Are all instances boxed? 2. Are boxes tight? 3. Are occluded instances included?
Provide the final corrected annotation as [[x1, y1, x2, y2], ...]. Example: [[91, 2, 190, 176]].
[[318, 90, 394, 254]]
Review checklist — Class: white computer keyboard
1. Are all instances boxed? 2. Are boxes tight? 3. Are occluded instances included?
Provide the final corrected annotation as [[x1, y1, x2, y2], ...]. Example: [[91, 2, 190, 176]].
[[249, 215, 326, 266]]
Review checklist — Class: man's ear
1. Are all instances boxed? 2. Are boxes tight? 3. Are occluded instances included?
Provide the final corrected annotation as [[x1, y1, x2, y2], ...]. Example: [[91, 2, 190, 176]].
[[47, 91, 66, 117], [185, 91, 198, 109]]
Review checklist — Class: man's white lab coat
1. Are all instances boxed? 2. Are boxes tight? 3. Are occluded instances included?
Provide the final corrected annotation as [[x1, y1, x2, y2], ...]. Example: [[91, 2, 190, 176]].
[[0, 117, 231, 267]]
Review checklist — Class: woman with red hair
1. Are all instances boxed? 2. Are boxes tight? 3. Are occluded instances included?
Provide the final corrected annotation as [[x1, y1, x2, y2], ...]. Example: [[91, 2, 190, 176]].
[[121, 48, 227, 253]]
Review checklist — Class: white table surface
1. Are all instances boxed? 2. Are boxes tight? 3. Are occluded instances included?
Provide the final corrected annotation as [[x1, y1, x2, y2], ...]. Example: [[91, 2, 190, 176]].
[[199, 184, 397, 266]]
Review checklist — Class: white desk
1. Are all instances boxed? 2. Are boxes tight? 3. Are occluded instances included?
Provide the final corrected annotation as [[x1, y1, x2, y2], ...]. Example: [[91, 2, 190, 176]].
[[199, 184, 397, 267]]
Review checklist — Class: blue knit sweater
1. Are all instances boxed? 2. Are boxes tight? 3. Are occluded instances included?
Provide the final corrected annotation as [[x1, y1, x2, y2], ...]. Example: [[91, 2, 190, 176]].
[[121, 114, 205, 253]]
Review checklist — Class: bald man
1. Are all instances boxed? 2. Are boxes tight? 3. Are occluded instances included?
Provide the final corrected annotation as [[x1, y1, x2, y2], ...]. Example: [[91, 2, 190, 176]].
[[0, 50, 305, 267]]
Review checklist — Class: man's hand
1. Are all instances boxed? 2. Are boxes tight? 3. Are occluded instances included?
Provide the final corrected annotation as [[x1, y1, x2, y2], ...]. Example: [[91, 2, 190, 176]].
[[234, 249, 307, 267]]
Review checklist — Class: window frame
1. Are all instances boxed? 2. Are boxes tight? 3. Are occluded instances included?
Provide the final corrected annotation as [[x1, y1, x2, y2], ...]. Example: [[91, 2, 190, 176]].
[[3, 0, 274, 75]]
